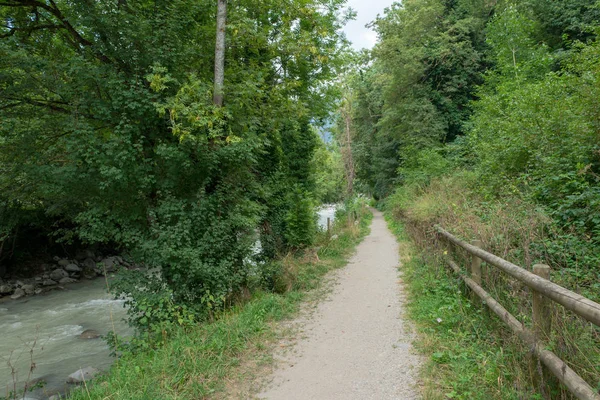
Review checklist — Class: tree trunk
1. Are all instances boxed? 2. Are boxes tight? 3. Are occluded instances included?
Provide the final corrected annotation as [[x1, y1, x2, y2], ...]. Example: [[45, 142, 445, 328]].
[[213, 0, 227, 107], [342, 99, 355, 196]]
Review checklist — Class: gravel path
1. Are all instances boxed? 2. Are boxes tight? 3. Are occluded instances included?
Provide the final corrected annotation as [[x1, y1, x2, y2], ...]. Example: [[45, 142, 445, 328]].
[[258, 209, 422, 400]]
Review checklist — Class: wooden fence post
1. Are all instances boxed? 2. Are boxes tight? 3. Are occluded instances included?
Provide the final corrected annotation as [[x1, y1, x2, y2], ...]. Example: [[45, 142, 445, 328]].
[[532, 263, 552, 396], [327, 217, 331, 237], [471, 240, 482, 285], [533, 264, 551, 340]]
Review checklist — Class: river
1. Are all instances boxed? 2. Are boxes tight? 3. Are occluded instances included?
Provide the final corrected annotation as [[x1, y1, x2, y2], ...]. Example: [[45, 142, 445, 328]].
[[0, 279, 131, 399], [0, 206, 337, 399]]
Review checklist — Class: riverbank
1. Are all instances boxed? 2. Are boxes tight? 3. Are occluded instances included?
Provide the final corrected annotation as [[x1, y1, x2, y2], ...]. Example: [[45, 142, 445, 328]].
[[0, 252, 143, 303], [63, 206, 372, 400]]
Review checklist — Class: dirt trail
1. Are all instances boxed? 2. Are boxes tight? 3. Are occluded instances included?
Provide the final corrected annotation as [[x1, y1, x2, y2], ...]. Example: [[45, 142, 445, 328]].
[[258, 209, 421, 399]]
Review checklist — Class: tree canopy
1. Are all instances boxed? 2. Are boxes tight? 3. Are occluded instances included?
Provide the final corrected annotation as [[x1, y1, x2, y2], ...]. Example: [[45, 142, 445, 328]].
[[0, 0, 351, 307]]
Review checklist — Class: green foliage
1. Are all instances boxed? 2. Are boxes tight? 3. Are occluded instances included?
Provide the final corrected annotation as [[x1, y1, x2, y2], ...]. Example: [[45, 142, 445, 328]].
[[312, 139, 345, 203], [284, 187, 317, 248], [349, 0, 490, 198], [0, 0, 350, 318]]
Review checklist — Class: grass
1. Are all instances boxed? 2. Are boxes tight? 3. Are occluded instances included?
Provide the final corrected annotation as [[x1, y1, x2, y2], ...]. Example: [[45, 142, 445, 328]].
[[387, 216, 531, 399], [65, 207, 372, 400], [384, 173, 600, 400]]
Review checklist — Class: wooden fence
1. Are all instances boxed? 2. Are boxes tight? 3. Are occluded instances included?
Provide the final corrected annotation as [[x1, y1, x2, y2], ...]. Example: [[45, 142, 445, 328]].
[[435, 225, 600, 400]]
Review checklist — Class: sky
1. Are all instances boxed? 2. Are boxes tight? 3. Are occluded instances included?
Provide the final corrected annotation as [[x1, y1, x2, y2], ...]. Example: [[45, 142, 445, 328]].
[[342, 0, 396, 50]]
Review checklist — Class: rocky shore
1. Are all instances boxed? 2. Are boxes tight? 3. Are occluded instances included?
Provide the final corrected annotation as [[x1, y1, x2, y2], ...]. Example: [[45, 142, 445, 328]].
[[0, 252, 138, 301]]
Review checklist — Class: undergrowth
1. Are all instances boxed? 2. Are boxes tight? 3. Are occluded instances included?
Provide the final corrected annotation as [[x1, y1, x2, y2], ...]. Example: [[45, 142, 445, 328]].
[[65, 205, 372, 400]]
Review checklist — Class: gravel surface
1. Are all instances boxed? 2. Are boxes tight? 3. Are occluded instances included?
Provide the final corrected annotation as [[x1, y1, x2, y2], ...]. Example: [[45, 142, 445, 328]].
[[258, 209, 422, 399]]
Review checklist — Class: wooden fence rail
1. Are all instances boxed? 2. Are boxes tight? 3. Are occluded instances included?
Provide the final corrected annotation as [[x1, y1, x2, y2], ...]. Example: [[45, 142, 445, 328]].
[[435, 225, 600, 400]]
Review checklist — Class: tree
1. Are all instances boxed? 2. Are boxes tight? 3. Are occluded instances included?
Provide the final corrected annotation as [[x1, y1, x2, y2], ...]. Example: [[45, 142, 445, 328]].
[[213, 0, 227, 106], [0, 0, 351, 310]]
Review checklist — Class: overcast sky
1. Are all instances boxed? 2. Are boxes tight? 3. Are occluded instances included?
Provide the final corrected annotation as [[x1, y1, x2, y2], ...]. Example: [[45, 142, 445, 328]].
[[342, 0, 396, 50]]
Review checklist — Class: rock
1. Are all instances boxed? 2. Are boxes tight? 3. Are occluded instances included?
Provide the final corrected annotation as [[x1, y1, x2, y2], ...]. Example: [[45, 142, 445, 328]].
[[49, 268, 69, 281], [82, 268, 96, 280], [0, 284, 12, 294], [34, 288, 43, 295], [66, 367, 100, 384], [43, 279, 57, 286], [65, 263, 81, 273], [100, 257, 119, 272], [34, 276, 42, 281], [21, 284, 35, 295], [330, 234, 339, 241], [78, 329, 101, 339], [11, 288, 25, 300], [82, 258, 96, 270], [59, 277, 77, 284], [57, 259, 70, 267]]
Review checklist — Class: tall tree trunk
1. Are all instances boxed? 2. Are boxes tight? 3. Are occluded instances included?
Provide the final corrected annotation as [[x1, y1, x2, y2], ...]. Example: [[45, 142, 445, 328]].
[[213, 0, 227, 107], [341, 99, 355, 196]]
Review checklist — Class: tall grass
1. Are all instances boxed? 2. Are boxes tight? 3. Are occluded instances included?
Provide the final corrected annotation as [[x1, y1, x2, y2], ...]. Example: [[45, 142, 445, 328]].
[[385, 172, 600, 399]]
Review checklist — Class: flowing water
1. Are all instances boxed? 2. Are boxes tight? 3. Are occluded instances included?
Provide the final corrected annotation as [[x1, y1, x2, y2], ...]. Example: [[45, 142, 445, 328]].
[[0, 279, 131, 399], [1, 206, 337, 399], [317, 204, 337, 230]]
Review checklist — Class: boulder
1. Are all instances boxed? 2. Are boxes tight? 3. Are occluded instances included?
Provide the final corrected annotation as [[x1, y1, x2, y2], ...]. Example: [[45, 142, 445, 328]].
[[49, 268, 69, 282], [57, 259, 70, 267], [100, 257, 119, 272], [66, 367, 100, 384], [65, 263, 81, 273], [0, 284, 12, 294], [82, 258, 96, 270], [34, 288, 43, 295], [82, 268, 97, 280], [21, 284, 35, 295], [11, 288, 25, 300], [42, 279, 57, 286], [78, 329, 101, 339], [59, 277, 77, 284]]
